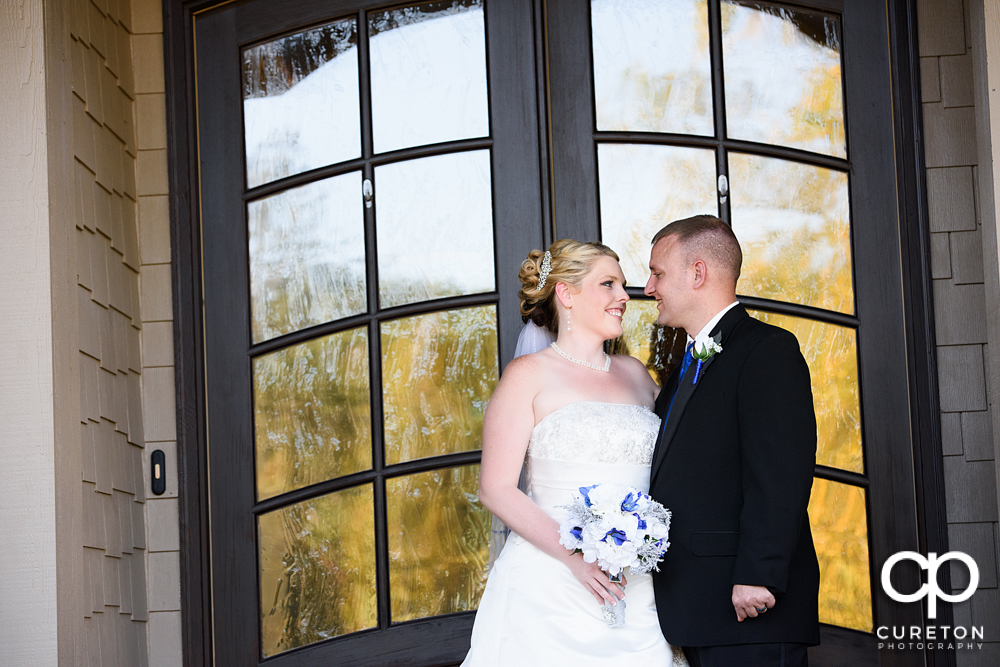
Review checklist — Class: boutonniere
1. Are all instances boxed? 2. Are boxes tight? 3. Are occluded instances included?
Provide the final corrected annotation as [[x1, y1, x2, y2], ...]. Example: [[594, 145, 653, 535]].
[[690, 332, 723, 384]]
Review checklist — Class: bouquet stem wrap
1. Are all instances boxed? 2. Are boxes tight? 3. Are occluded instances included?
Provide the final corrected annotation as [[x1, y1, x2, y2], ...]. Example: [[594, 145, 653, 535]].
[[602, 572, 627, 628]]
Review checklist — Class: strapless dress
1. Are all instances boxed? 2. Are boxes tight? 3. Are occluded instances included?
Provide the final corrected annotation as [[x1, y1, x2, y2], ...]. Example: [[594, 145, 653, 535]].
[[461, 401, 686, 666]]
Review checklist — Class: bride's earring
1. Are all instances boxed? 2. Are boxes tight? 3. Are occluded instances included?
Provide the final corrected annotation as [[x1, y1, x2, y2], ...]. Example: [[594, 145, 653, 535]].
[[566, 309, 572, 332]]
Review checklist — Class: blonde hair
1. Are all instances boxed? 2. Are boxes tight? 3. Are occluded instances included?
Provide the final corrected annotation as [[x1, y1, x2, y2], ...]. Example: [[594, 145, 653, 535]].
[[518, 239, 620, 333]]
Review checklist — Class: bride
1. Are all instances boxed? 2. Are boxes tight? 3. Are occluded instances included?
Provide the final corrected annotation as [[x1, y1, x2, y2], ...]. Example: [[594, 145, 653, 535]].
[[462, 240, 687, 665]]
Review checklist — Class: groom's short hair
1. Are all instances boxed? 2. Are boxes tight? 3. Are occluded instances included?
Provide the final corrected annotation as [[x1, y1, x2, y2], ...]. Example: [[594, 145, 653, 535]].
[[652, 214, 742, 283]]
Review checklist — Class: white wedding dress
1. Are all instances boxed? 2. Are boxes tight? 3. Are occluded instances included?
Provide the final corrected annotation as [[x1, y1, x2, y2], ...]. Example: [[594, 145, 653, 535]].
[[462, 401, 687, 666]]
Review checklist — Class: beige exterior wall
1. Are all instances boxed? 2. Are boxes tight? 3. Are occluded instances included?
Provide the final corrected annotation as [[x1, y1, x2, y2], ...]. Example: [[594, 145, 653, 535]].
[[0, 0, 180, 664], [132, 0, 184, 664], [0, 0, 60, 663], [919, 0, 1000, 660], [70, 0, 152, 657]]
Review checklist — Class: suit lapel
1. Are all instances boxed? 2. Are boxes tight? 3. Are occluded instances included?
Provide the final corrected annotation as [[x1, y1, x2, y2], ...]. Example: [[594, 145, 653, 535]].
[[650, 306, 749, 483], [649, 365, 681, 471]]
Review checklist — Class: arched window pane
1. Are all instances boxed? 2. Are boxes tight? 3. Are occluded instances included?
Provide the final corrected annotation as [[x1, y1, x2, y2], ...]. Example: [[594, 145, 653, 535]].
[[254, 327, 372, 500], [248, 172, 367, 342], [369, 0, 489, 154], [722, 1, 846, 158], [749, 311, 862, 473], [808, 478, 872, 631], [243, 18, 361, 188], [381, 306, 499, 465], [598, 143, 717, 288], [258, 484, 377, 656], [592, 0, 713, 135], [387, 465, 490, 623], [375, 151, 495, 309], [731, 153, 854, 315]]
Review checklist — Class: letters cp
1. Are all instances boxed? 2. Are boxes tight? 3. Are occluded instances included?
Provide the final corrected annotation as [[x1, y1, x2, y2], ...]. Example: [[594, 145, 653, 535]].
[[881, 551, 979, 619]]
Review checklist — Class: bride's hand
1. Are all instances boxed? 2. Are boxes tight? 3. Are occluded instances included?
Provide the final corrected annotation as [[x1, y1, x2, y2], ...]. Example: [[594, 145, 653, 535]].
[[566, 554, 626, 606]]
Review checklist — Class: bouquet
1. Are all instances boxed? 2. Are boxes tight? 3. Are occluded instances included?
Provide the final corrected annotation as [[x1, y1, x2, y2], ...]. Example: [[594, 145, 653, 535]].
[[558, 483, 671, 627]]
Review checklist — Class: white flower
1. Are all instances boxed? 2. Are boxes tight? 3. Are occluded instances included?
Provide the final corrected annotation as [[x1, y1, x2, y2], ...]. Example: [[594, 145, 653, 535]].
[[692, 333, 723, 360]]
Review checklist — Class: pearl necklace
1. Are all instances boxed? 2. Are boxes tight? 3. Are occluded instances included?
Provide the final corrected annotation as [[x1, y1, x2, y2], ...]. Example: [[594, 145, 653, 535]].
[[550, 342, 611, 372]]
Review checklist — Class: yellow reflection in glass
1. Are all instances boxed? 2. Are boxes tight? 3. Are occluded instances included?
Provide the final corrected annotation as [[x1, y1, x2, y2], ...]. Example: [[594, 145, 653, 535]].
[[731, 153, 853, 315], [808, 478, 872, 631], [613, 299, 692, 387], [749, 311, 862, 473], [381, 306, 498, 465], [259, 484, 377, 656], [591, 0, 713, 135], [598, 143, 717, 288], [722, 1, 846, 158], [254, 327, 372, 500], [621, 299, 660, 372], [387, 465, 490, 623]]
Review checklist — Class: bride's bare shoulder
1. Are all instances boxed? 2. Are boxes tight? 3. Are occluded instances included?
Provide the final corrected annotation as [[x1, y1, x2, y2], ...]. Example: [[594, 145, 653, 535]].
[[486, 354, 550, 423], [611, 353, 648, 377], [500, 350, 553, 388], [612, 353, 659, 403]]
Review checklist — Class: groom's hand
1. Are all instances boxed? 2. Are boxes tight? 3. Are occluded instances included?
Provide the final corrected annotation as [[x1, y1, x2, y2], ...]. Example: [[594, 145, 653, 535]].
[[732, 584, 775, 622]]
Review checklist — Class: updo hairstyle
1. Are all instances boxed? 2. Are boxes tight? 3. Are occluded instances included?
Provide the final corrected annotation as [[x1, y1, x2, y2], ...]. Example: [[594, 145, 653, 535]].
[[518, 239, 620, 334]]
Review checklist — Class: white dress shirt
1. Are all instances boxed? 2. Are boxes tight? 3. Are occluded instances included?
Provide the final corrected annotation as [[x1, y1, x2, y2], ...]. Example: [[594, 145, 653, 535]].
[[687, 301, 740, 345]]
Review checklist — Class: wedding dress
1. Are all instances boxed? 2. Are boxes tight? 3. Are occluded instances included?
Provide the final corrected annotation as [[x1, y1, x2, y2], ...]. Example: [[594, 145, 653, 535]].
[[462, 401, 687, 665]]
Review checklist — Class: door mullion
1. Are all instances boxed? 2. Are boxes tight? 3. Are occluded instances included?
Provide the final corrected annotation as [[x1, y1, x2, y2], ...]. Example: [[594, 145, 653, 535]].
[[358, 8, 374, 162], [707, 0, 731, 224], [357, 8, 392, 632]]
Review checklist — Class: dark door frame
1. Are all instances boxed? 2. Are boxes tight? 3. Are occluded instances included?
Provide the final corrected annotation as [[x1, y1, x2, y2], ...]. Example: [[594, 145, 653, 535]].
[[163, 0, 949, 665]]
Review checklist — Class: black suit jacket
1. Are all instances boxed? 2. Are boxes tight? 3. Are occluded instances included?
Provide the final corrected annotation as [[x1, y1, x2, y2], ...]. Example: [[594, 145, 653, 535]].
[[649, 306, 821, 647]]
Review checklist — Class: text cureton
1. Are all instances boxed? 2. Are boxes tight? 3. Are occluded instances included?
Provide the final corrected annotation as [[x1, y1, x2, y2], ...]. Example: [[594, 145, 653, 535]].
[[876, 626, 984, 641]]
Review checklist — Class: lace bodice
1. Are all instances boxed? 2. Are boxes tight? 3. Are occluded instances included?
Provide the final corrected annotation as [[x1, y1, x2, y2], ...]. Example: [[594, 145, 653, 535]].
[[527, 401, 661, 466]]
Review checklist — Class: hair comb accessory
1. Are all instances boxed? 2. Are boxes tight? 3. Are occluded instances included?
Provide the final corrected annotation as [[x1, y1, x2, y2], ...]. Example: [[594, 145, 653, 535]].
[[537, 251, 553, 290]]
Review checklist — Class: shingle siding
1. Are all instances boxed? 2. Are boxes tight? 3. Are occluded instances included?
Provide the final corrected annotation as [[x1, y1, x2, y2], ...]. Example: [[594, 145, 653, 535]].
[[70, 0, 178, 663], [918, 0, 999, 659]]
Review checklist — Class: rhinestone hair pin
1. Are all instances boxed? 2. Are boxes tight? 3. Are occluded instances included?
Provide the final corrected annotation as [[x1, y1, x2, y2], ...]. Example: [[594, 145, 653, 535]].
[[537, 251, 553, 290]]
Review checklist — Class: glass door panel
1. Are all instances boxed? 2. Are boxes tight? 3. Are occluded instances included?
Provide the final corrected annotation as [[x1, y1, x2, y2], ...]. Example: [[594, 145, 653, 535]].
[[374, 150, 495, 309], [200, 0, 536, 661], [386, 465, 490, 622], [591, 0, 713, 135], [248, 172, 367, 342], [580, 0, 874, 647], [369, 0, 489, 154], [243, 18, 361, 188], [381, 306, 499, 465], [721, 1, 846, 158], [258, 484, 378, 656], [597, 143, 717, 287]]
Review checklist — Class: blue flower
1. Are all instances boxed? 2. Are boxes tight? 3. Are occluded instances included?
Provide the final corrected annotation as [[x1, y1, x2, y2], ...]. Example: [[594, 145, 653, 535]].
[[620, 492, 639, 512], [569, 526, 583, 541], [633, 513, 647, 530], [603, 528, 628, 546], [579, 484, 599, 507]]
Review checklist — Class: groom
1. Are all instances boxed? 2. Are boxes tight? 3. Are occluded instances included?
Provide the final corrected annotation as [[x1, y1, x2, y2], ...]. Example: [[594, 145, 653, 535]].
[[644, 215, 820, 666]]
